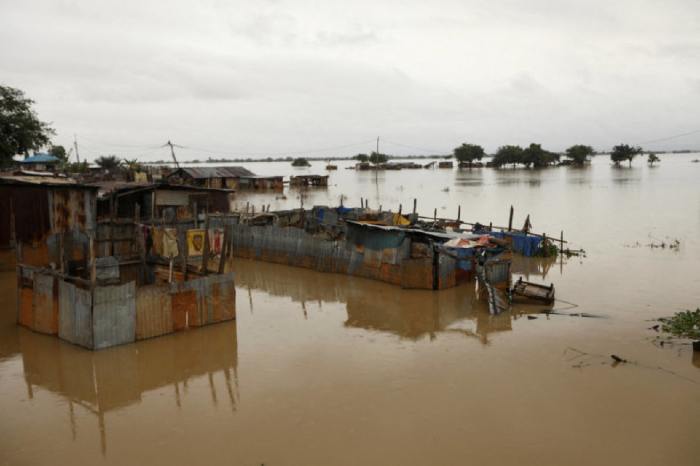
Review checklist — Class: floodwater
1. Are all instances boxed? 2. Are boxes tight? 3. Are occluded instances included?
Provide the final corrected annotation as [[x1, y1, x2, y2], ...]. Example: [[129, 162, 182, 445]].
[[1, 153, 700, 465]]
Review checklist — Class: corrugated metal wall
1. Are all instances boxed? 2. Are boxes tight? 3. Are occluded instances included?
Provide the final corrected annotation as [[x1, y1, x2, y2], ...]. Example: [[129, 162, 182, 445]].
[[32, 273, 58, 334], [228, 224, 437, 289], [92, 282, 136, 349], [58, 280, 94, 349], [135, 284, 173, 340]]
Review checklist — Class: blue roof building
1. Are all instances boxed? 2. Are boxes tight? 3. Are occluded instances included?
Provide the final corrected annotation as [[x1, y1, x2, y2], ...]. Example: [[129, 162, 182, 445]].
[[19, 152, 61, 171]]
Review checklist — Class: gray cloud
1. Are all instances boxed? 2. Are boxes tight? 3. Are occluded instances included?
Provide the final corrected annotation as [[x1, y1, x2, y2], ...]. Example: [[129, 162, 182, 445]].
[[1, 0, 699, 160]]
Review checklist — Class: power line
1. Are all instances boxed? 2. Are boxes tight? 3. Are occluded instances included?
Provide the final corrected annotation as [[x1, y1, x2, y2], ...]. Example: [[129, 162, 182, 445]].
[[638, 128, 700, 145]]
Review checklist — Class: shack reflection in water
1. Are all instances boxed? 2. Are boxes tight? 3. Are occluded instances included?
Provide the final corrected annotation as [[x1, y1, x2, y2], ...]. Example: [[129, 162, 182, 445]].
[[232, 257, 554, 345], [15, 320, 238, 456]]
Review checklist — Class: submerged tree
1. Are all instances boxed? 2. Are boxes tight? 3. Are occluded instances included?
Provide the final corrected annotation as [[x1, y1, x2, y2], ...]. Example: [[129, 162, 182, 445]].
[[611, 144, 642, 166], [291, 157, 310, 167], [369, 151, 388, 165], [95, 155, 123, 171], [0, 85, 55, 166], [353, 153, 369, 163], [492, 145, 524, 168], [522, 143, 559, 168], [565, 145, 594, 166], [647, 153, 660, 166], [453, 143, 484, 167]]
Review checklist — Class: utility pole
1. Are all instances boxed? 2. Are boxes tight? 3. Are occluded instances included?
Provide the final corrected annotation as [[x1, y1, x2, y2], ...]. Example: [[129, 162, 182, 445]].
[[73, 134, 80, 163], [376, 136, 380, 155], [165, 140, 181, 168]]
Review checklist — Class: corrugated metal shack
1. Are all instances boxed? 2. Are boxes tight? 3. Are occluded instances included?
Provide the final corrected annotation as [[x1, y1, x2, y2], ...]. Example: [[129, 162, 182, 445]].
[[227, 206, 492, 290], [289, 175, 329, 187], [237, 175, 284, 191], [165, 166, 256, 189], [3, 177, 237, 350]]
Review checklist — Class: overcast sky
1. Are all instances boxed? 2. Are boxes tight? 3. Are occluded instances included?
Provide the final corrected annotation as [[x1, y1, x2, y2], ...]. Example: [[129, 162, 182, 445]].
[[1, 0, 699, 160]]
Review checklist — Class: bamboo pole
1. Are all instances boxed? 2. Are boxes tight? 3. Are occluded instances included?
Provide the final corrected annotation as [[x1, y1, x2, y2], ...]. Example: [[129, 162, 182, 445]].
[[508, 205, 514, 231]]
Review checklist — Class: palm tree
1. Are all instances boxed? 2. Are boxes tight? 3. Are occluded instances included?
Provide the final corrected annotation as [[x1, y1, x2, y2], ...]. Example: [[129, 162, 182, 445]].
[[94, 155, 123, 171]]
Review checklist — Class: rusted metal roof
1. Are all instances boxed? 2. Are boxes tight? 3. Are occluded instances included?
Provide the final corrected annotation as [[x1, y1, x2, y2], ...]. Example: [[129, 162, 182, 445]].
[[171, 166, 255, 179], [0, 175, 94, 189], [92, 181, 235, 199]]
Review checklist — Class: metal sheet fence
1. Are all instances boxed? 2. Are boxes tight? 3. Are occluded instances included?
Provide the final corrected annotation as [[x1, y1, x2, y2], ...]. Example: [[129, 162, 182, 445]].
[[58, 280, 93, 349], [229, 224, 434, 289], [135, 284, 173, 340], [93, 282, 136, 349], [32, 273, 58, 334]]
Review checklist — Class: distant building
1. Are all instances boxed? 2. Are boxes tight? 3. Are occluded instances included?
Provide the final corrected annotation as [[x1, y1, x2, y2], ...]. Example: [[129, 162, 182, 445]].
[[19, 153, 61, 171], [166, 167, 255, 189]]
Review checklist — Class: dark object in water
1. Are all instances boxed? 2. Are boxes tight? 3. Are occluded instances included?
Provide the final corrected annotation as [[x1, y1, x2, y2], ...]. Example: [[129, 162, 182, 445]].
[[611, 354, 627, 363], [511, 277, 555, 304], [527, 315, 537, 320], [693, 341, 700, 352]]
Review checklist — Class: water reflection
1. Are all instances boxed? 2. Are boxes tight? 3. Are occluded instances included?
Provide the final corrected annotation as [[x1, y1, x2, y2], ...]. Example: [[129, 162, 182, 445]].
[[15, 321, 238, 456], [232, 258, 557, 345]]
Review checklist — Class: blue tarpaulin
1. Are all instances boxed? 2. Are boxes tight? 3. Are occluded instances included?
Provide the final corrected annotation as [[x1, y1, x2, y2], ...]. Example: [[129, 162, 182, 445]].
[[490, 231, 542, 257]]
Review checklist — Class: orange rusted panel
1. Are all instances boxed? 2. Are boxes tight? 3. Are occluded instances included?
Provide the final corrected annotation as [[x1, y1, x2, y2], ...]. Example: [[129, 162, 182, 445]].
[[400, 258, 434, 289], [172, 289, 196, 331], [210, 281, 236, 323], [136, 285, 173, 339]]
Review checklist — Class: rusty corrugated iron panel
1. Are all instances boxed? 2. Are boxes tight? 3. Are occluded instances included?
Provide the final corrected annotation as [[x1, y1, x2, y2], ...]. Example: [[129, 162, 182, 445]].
[[50, 189, 92, 233], [135, 285, 173, 340], [12, 186, 51, 242], [172, 289, 196, 331], [174, 166, 255, 179], [58, 280, 93, 349], [92, 282, 136, 349], [32, 273, 58, 334]]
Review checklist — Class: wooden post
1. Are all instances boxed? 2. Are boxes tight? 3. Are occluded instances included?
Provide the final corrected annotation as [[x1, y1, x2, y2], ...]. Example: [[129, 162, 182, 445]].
[[245, 201, 249, 214], [360, 197, 363, 209], [151, 190, 156, 221], [179, 227, 188, 281], [109, 194, 116, 256], [412, 198, 417, 214], [560, 231, 564, 250], [508, 205, 514, 231], [457, 205, 461, 222], [89, 234, 96, 288], [542, 232, 548, 257], [398, 204, 402, 216], [202, 214, 210, 275], [434, 208, 437, 221], [218, 225, 229, 274]]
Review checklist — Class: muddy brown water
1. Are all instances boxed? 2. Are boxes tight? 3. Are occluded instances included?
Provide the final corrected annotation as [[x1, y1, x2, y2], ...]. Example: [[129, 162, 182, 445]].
[[1, 154, 699, 465]]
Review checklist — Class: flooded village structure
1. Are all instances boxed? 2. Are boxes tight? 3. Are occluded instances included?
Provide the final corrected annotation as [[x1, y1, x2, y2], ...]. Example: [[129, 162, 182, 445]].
[[1, 175, 236, 350], [1, 164, 565, 351]]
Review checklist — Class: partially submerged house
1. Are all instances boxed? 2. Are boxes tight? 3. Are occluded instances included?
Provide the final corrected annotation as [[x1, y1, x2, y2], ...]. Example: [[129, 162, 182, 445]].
[[236, 175, 284, 191], [227, 206, 510, 290], [166, 166, 255, 189], [289, 174, 329, 187], [2, 176, 237, 350]]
